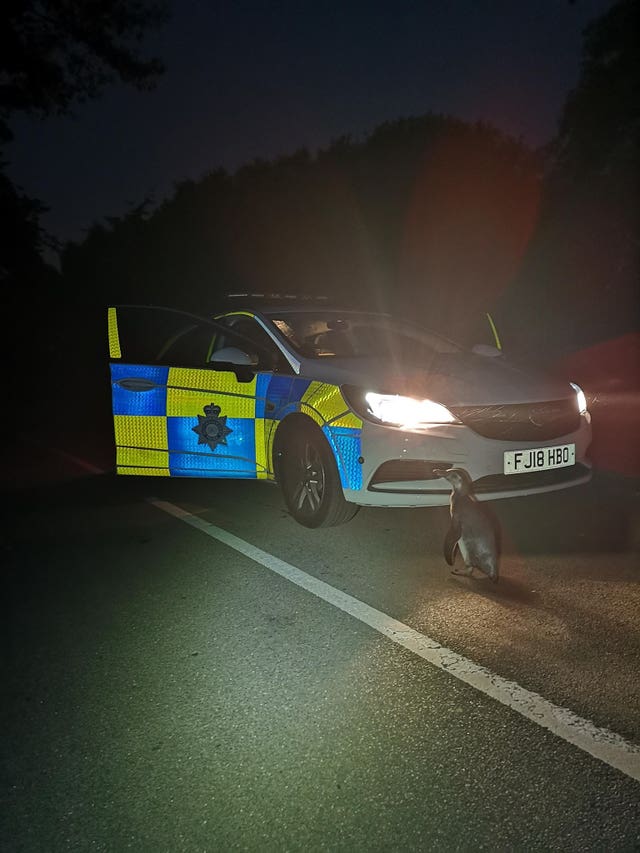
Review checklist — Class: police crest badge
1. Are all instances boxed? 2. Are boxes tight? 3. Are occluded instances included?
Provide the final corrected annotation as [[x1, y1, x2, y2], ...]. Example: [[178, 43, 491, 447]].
[[192, 403, 232, 451]]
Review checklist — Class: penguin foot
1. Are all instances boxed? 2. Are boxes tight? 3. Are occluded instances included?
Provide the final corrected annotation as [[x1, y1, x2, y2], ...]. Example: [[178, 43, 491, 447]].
[[477, 567, 499, 583], [451, 566, 474, 577]]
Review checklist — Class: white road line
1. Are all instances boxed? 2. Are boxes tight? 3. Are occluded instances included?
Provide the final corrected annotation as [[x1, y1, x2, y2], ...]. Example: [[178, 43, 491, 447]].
[[149, 496, 640, 784]]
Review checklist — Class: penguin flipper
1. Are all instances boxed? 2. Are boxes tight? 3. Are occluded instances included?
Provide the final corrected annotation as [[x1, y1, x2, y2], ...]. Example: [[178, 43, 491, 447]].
[[443, 519, 461, 566]]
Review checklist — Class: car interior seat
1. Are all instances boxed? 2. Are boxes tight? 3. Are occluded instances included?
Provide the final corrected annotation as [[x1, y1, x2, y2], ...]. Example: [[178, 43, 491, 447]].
[[310, 330, 354, 357]]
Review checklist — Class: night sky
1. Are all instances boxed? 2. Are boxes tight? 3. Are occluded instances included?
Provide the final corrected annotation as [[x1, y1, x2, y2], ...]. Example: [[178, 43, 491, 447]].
[[7, 0, 616, 249]]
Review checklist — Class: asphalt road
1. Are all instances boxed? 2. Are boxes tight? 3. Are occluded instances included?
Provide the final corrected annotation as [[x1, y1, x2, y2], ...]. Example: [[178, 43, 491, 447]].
[[2, 434, 640, 851]]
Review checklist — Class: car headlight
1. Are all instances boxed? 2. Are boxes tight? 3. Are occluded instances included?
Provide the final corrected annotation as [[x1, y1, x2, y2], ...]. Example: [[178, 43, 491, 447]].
[[570, 382, 588, 415], [364, 391, 459, 429]]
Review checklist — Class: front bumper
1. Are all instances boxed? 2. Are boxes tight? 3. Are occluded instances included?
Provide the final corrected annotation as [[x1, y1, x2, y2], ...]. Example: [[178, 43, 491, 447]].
[[343, 415, 592, 507]]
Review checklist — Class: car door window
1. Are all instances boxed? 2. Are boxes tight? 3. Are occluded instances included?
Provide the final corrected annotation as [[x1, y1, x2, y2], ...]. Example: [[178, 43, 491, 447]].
[[214, 316, 290, 372], [158, 323, 216, 366], [113, 307, 218, 368]]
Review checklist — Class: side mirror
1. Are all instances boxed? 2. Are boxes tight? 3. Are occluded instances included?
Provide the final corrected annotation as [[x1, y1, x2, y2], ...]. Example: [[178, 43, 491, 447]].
[[472, 343, 502, 358], [210, 346, 258, 366]]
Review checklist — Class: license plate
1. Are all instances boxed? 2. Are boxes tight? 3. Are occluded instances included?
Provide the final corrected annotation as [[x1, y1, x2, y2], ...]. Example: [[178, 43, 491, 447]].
[[504, 443, 575, 475]]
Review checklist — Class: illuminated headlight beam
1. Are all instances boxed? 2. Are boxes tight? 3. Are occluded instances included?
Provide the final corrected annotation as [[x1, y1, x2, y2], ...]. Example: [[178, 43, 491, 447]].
[[570, 382, 588, 415], [364, 392, 459, 429]]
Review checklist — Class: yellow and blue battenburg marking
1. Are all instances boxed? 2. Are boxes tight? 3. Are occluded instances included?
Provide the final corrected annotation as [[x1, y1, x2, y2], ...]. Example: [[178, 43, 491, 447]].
[[108, 307, 121, 359], [110, 364, 363, 489]]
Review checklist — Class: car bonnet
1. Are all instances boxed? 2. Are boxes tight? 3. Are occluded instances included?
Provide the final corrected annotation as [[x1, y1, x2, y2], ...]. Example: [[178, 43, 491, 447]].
[[296, 352, 574, 407]]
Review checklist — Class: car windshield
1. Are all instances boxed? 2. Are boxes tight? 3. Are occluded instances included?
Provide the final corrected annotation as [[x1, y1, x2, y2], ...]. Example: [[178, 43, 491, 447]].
[[266, 311, 462, 361]]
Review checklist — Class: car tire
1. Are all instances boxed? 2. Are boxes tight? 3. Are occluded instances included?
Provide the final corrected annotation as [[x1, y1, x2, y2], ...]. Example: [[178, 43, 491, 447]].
[[276, 418, 359, 528]]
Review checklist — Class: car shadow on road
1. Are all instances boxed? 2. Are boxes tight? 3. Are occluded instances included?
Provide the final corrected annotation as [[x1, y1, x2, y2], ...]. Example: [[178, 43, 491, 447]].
[[490, 473, 639, 557]]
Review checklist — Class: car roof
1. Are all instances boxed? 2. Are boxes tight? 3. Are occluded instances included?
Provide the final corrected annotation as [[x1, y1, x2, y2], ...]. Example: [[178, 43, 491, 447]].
[[260, 306, 393, 318], [219, 293, 391, 317]]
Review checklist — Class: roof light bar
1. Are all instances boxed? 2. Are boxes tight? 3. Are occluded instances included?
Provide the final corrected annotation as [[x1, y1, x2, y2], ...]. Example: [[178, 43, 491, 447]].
[[225, 293, 329, 301]]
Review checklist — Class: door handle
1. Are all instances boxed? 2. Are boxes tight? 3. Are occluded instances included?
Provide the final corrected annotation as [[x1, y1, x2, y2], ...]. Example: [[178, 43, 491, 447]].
[[115, 378, 159, 392]]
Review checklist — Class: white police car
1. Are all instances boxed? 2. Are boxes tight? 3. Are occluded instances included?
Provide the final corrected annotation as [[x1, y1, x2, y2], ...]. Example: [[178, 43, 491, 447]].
[[108, 298, 592, 527]]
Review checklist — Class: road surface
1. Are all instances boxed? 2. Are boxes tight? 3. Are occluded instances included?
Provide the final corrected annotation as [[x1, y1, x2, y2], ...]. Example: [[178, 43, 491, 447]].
[[2, 436, 639, 851]]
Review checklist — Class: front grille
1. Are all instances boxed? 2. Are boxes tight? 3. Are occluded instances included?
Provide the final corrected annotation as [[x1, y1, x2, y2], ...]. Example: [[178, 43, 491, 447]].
[[473, 463, 590, 493], [450, 399, 580, 441], [369, 459, 452, 486]]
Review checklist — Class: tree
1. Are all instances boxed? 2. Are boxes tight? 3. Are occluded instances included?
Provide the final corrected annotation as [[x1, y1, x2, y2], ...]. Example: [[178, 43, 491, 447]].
[[554, 0, 639, 184], [0, 0, 168, 292], [0, 165, 51, 280], [0, 0, 168, 142], [498, 0, 639, 357]]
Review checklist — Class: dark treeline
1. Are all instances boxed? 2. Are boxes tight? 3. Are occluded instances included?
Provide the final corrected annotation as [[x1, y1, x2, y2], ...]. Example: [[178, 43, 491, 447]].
[[502, 0, 639, 360], [61, 116, 542, 349]]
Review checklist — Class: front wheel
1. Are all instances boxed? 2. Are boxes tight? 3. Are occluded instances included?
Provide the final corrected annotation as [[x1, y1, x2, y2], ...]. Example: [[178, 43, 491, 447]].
[[276, 420, 359, 528]]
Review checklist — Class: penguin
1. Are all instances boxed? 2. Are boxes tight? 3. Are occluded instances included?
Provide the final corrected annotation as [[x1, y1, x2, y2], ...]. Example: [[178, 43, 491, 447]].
[[432, 468, 499, 582]]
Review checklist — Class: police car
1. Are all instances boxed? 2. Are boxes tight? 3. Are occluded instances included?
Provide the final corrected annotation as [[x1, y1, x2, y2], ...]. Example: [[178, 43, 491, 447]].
[[108, 298, 592, 527]]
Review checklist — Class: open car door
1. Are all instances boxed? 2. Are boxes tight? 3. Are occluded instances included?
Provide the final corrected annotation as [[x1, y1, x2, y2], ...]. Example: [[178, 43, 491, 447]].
[[107, 306, 282, 479]]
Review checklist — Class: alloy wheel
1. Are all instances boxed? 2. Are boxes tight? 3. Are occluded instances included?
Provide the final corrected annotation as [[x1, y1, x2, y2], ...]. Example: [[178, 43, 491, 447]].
[[291, 440, 326, 514]]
